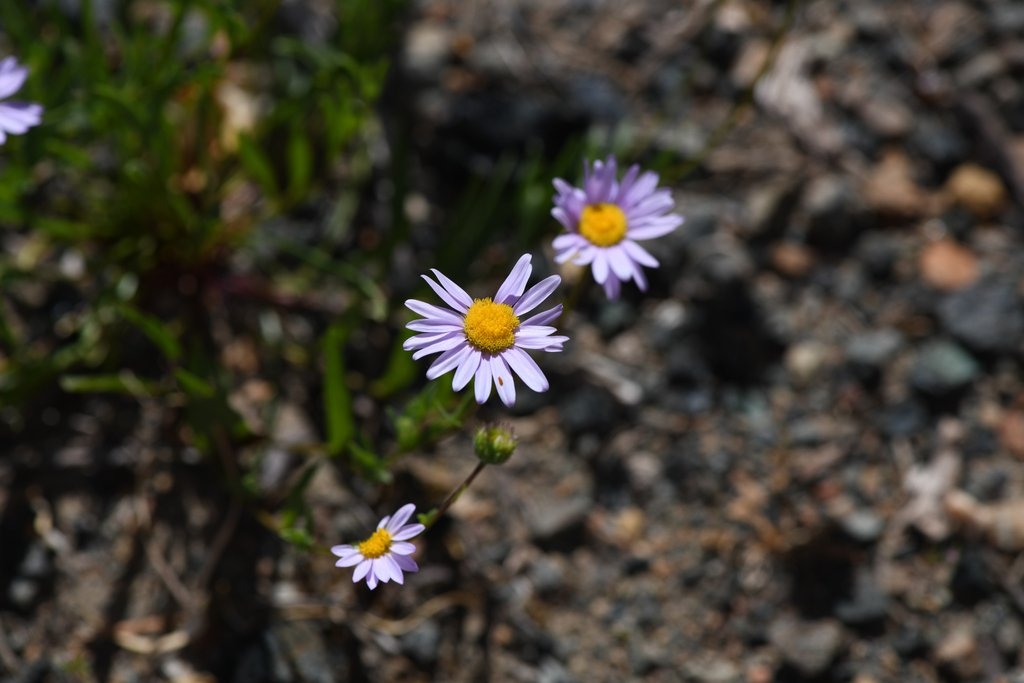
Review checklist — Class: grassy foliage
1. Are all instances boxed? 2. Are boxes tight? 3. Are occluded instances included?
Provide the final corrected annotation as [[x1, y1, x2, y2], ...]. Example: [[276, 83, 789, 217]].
[[0, 0, 604, 549]]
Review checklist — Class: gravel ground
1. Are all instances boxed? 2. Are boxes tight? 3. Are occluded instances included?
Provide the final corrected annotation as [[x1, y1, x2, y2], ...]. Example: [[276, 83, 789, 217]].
[[4, 0, 1024, 681]]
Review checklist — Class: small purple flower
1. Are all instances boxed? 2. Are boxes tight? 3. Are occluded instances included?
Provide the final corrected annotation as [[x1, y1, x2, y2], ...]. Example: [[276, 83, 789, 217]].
[[0, 57, 43, 145], [552, 156, 684, 299], [404, 254, 568, 407], [332, 504, 425, 590]]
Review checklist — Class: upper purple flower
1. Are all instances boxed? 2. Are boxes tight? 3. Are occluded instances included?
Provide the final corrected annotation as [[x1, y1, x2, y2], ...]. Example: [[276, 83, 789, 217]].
[[0, 57, 43, 144], [552, 156, 684, 299], [404, 254, 568, 407]]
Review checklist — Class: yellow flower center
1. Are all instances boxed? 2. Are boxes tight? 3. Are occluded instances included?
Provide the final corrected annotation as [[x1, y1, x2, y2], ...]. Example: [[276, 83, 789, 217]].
[[579, 203, 628, 247], [463, 298, 519, 354], [357, 528, 393, 559]]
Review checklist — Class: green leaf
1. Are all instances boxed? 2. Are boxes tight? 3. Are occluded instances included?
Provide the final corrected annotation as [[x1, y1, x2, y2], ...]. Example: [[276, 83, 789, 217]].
[[322, 323, 355, 455], [117, 304, 181, 361], [286, 125, 313, 202], [174, 368, 216, 398], [370, 333, 418, 397], [278, 526, 314, 551], [347, 441, 391, 484], [60, 371, 159, 397], [237, 134, 278, 198]]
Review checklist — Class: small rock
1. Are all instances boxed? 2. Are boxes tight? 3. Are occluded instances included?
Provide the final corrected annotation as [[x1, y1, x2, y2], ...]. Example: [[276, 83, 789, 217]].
[[835, 568, 889, 626], [559, 387, 618, 438], [743, 180, 802, 240], [998, 410, 1024, 459], [955, 52, 1005, 89], [802, 175, 865, 250], [529, 556, 565, 594], [858, 95, 913, 139], [768, 615, 844, 677], [683, 656, 740, 683], [770, 242, 815, 278], [908, 117, 967, 176], [950, 545, 996, 604], [526, 495, 591, 550], [403, 25, 453, 80], [939, 278, 1024, 354], [845, 328, 904, 369], [596, 300, 638, 337], [839, 509, 886, 543], [537, 658, 577, 683], [934, 625, 984, 680], [864, 149, 930, 219], [785, 340, 830, 385], [264, 621, 338, 683], [919, 239, 979, 291], [7, 577, 39, 610], [878, 400, 927, 437], [945, 163, 1007, 219], [908, 340, 979, 398], [400, 620, 442, 666], [946, 490, 1024, 551], [996, 618, 1024, 658]]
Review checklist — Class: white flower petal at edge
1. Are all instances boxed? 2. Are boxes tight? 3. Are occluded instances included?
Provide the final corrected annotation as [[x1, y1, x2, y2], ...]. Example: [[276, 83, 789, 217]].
[[551, 155, 684, 300], [0, 56, 42, 144], [331, 504, 425, 590], [404, 254, 569, 407]]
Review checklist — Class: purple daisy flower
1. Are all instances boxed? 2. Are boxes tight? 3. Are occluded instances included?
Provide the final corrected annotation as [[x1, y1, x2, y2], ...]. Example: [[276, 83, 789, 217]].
[[404, 253, 568, 408], [332, 503, 425, 590], [552, 156, 684, 299], [0, 57, 43, 145]]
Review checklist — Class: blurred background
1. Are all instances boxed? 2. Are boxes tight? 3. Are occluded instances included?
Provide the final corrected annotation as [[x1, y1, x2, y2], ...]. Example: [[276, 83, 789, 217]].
[[3, 0, 1024, 681]]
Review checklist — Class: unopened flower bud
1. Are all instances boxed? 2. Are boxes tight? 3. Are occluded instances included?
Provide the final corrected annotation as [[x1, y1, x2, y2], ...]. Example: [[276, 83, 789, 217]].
[[473, 424, 518, 465]]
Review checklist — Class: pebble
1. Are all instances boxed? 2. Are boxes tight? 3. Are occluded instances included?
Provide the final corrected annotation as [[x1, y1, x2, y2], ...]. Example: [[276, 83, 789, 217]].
[[768, 615, 844, 677], [785, 340, 830, 385], [403, 25, 453, 80], [864, 149, 930, 219], [802, 175, 865, 250], [945, 163, 1008, 219], [938, 278, 1024, 354], [908, 339, 980, 398], [996, 618, 1024, 658], [400, 619, 442, 666], [998, 410, 1024, 459], [845, 329, 904, 369], [770, 242, 815, 279], [744, 181, 801, 240], [834, 568, 889, 626], [908, 116, 967, 176], [525, 495, 592, 550], [537, 658, 577, 683], [934, 626, 984, 680], [839, 509, 886, 543], [858, 95, 913, 139], [919, 239, 979, 291], [263, 621, 338, 683], [529, 555, 566, 594], [559, 387, 619, 438]]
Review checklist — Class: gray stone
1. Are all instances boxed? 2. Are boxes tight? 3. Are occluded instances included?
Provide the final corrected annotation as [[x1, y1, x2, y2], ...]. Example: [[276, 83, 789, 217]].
[[526, 495, 592, 550], [845, 329, 904, 368], [939, 279, 1024, 354], [401, 620, 442, 666], [839, 509, 886, 543], [803, 175, 866, 250], [909, 340, 980, 397], [834, 568, 889, 625], [769, 615, 844, 677]]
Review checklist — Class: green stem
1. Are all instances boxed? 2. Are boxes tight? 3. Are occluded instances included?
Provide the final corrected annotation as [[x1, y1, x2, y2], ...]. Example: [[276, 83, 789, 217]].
[[424, 461, 488, 530]]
